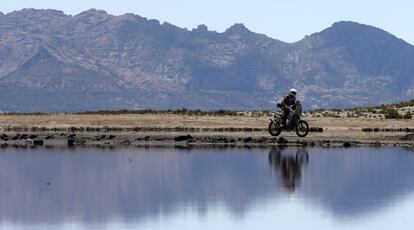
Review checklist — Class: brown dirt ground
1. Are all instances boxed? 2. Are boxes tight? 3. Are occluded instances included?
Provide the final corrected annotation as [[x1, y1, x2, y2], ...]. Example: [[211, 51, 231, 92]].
[[0, 114, 413, 143]]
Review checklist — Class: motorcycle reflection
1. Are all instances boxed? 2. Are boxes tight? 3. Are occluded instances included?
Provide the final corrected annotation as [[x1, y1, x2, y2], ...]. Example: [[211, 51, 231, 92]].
[[268, 147, 309, 192]]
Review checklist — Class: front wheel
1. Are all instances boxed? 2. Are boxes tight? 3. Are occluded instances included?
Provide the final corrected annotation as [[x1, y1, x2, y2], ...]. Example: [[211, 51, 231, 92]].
[[295, 120, 309, 137], [268, 121, 282, 136]]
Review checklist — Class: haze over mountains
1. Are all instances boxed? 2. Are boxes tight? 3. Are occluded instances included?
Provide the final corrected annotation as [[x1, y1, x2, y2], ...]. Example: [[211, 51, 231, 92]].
[[0, 9, 413, 112]]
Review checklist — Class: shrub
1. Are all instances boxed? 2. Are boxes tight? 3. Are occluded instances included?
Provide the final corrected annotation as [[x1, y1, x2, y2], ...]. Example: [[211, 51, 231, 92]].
[[380, 108, 402, 119], [403, 111, 413, 119], [331, 108, 343, 112]]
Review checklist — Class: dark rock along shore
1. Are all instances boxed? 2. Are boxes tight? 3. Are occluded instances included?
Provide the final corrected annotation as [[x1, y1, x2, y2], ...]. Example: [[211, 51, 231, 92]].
[[1, 131, 413, 149]]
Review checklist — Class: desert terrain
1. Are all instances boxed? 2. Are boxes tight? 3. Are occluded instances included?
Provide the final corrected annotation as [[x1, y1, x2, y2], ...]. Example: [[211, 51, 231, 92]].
[[0, 112, 413, 148]]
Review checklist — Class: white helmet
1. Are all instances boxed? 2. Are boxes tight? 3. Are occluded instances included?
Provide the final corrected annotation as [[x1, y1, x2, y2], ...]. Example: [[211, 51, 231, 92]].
[[289, 88, 297, 96]]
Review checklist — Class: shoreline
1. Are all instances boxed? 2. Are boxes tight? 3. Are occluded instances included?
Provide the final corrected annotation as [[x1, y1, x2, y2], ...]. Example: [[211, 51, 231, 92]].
[[0, 131, 413, 149], [0, 114, 413, 149]]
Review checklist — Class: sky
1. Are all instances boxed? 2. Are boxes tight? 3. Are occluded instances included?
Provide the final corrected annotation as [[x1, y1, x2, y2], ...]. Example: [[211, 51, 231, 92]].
[[0, 0, 413, 44]]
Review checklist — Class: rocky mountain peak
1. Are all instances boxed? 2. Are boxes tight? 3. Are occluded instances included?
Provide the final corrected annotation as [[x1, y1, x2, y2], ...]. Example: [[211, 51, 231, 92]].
[[318, 21, 396, 42], [116, 13, 143, 22], [73, 8, 112, 23], [193, 24, 209, 32], [331, 21, 366, 28], [1, 9, 67, 32], [76, 8, 110, 17], [6, 8, 66, 18], [225, 23, 252, 35]]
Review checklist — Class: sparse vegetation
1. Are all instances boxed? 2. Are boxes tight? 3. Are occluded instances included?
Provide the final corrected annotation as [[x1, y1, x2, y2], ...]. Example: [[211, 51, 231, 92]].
[[308, 99, 414, 119], [403, 111, 413, 119], [78, 108, 242, 116], [380, 108, 402, 119], [1, 98, 413, 119], [0, 109, 243, 117]]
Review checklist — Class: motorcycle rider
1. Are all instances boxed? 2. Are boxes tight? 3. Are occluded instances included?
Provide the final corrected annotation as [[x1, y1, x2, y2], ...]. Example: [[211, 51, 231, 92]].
[[280, 88, 297, 127]]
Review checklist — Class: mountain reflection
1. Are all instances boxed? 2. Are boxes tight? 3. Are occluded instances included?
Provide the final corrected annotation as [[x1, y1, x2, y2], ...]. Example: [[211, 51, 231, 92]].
[[0, 147, 278, 225], [1, 147, 414, 225], [300, 147, 414, 218]]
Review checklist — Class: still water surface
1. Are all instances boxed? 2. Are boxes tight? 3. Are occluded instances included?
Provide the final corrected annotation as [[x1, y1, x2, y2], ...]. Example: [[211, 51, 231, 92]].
[[1, 147, 414, 229]]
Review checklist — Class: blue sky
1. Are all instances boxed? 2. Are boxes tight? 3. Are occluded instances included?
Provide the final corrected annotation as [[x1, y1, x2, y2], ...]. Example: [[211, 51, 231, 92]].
[[0, 0, 412, 44]]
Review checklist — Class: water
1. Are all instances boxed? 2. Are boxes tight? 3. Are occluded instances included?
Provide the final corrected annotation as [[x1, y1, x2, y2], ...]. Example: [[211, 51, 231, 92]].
[[1, 146, 414, 229]]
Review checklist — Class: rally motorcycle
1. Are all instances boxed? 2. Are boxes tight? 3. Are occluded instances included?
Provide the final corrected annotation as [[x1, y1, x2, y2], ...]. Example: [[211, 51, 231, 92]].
[[268, 100, 309, 137]]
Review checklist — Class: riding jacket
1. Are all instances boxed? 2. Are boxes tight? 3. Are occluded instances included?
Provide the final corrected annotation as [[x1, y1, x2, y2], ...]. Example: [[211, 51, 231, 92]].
[[282, 95, 296, 108]]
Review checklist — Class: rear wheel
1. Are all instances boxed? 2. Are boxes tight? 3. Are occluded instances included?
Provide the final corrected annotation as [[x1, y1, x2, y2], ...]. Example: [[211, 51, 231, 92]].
[[268, 121, 282, 136], [295, 120, 309, 137]]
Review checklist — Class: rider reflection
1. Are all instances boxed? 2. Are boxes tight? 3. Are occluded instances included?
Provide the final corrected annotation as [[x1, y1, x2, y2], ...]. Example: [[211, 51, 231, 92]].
[[268, 147, 309, 192]]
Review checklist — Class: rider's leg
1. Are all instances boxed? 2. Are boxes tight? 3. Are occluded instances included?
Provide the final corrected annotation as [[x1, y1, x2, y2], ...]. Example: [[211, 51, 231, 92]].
[[281, 108, 289, 127], [288, 112, 295, 126]]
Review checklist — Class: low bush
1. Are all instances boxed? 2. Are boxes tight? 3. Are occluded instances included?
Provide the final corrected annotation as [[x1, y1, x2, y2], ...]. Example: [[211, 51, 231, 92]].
[[403, 111, 413, 119], [380, 108, 402, 119]]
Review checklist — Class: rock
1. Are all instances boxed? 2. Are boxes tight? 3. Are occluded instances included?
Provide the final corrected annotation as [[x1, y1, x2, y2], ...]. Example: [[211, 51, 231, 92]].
[[297, 140, 308, 146], [95, 135, 106, 141], [67, 138, 86, 146], [174, 135, 193, 142], [277, 137, 288, 144], [206, 136, 225, 143], [243, 137, 253, 143], [255, 137, 267, 143], [67, 138, 75, 146], [33, 140, 44, 146], [120, 140, 131, 145], [401, 133, 414, 141], [370, 141, 382, 147], [0, 134, 8, 140], [343, 142, 351, 148]]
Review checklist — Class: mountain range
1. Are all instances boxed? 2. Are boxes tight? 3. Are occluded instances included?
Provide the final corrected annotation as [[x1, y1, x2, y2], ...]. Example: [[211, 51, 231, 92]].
[[1, 9, 413, 112]]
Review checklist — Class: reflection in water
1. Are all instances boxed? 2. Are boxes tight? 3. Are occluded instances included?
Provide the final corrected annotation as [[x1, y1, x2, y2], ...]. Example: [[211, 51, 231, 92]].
[[268, 147, 309, 191], [0, 147, 277, 226], [1, 147, 414, 229]]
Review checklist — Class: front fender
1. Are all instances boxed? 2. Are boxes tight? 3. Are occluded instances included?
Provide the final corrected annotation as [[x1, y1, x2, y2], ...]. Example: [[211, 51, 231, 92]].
[[269, 118, 280, 125]]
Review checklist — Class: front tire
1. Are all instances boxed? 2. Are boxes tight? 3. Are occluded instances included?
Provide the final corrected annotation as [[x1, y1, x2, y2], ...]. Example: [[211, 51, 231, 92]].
[[268, 121, 282, 136], [295, 120, 309, 137]]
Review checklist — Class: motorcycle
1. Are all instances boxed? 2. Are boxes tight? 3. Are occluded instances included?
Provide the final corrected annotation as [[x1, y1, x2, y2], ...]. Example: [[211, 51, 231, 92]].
[[268, 100, 309, 137]]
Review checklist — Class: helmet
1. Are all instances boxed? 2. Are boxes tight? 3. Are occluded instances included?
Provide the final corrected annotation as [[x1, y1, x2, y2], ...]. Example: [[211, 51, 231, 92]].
[[289, 88, 297, 96]]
